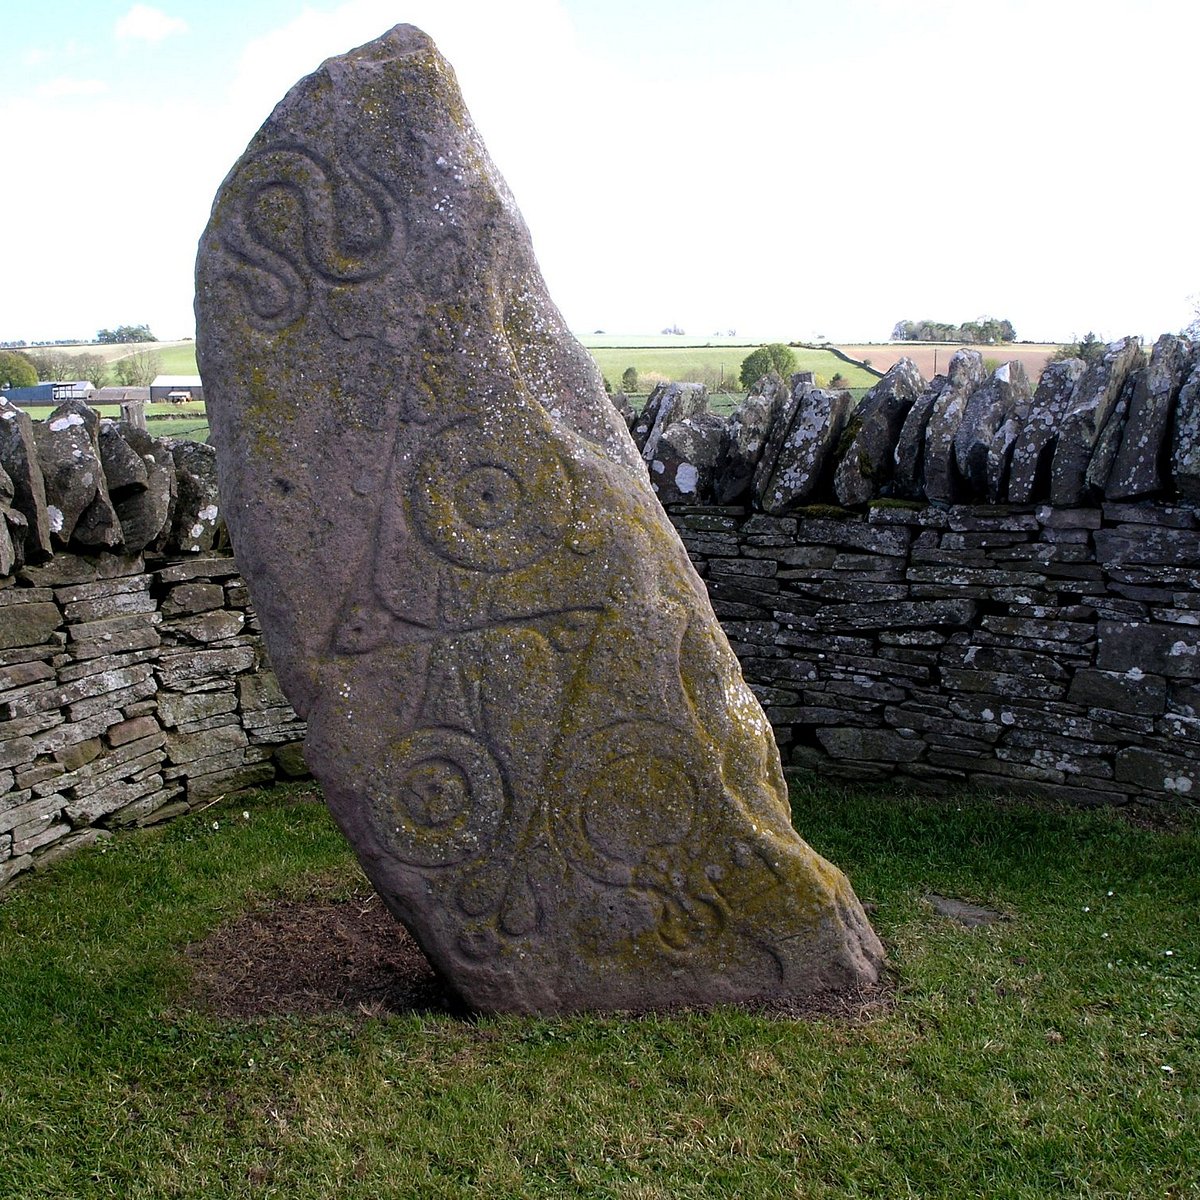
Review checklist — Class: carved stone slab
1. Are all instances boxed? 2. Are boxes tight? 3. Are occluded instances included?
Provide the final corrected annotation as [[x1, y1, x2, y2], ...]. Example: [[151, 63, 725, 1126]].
[[195, 25, 883, 1013]]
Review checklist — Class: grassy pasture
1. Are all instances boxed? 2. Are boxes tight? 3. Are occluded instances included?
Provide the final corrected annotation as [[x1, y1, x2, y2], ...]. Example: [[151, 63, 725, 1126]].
[[586, 343, 879, 396], [1, 781, 1196, 1199], [28, 339, 199, 371]]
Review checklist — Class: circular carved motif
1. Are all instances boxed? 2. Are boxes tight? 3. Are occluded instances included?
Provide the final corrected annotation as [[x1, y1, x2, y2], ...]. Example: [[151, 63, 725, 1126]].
[[410, 416, 573, 572], [553, 722, 703, 885], [372, 728, 504, 867]]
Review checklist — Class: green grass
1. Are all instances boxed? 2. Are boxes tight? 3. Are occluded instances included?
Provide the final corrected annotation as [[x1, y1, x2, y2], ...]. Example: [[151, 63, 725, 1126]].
[[586, 344, 878, 396], [1, 782, 1196, 1199], [149, 343, 200, 374]]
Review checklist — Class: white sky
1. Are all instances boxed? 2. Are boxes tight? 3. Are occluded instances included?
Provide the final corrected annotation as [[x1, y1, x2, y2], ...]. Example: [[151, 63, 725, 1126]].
[[2, 0, 1197, 345]]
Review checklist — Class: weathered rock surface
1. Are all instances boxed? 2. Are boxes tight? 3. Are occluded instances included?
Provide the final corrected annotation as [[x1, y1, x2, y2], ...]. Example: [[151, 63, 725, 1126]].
[[170, 442, 221, 553], [33, 400, 121, 549], [1050, 338, 1144, 506], [0, 463, 23, 573], [1083, 372, 1134, 495], [754, 381, 851, 514], [633, 381, 708, 460], [834, 358, 924, 506], [1007, 358, 1085, 504], [922, 350, 986, 504], [118, 424, 179, 553], [98, 422, 149, 497], [953, 360, 1031, 503], [714, 372, 788, 504], [0, 399, 53, 560], [195, 25, 883, 1014], [649, 411, 727, 505], [1108, 334, 1192, 500], [1170, 350, 1200, 499], [892, 375, 943, 500]]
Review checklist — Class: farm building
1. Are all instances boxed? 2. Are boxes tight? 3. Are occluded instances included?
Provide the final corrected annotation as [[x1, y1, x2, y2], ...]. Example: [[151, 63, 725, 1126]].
[[149, 374, 204, 403], [0, 381, 95, 408]]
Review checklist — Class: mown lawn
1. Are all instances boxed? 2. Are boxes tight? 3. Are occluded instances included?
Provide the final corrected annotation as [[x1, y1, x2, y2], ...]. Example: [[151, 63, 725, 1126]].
[[1, 782, 1196, 1199]]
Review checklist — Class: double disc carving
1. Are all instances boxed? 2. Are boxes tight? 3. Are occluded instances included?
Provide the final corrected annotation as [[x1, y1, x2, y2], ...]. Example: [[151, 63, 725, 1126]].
[[553, 722, 703, 885], [410, 415, 573, 572], [371, 728, 504, 867]]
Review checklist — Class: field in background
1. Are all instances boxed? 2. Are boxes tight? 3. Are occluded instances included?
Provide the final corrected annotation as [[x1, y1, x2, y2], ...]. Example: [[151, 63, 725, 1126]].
[[24, 338, 1067, 403], [585, 342, 879, 395], [18, 339, 199, 373], [836, 342, 1061, 383]]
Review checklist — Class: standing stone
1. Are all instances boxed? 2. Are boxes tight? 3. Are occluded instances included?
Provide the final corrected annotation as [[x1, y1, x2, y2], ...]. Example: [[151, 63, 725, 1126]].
[[714, 372, 788, 505], [953, 361, 1032, 503], [834, 357, 924, 506], [1107, 333, 1192, 500], [922, 349, 986, 504], [195, 25, 883, 1014], [1049, 337, 1144, 506], [0, 399, 53, 561], [1007, 358, 1086, 504], [753, 380, 851, 514]]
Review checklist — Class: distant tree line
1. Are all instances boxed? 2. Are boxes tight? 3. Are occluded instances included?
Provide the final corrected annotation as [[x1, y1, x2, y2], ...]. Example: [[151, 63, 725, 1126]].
[[891, 317, 1016, 344], [97, 324, 157, 344]]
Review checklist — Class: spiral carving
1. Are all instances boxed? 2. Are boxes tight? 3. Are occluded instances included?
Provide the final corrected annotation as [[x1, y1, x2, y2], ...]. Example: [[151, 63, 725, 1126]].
[[218, 143, 400, 330]]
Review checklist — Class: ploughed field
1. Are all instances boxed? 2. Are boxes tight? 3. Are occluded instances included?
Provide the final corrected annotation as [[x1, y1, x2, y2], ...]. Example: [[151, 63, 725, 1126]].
[[836, 342, 1061, 383]]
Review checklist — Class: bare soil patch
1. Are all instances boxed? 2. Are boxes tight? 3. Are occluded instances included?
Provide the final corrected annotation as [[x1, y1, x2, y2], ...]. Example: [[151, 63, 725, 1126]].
[[182, 884, 891, 1022], [184, 885, 455, 1018]]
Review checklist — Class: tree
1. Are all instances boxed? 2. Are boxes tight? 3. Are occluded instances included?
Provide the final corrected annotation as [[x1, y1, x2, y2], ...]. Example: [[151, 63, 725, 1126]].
[[890, 317, 1016, 344], [112, 350, 162, 387], [621, 366, 639, 393], [71, 352, 109, 388], [26, 349, 77, 382], [0, 350, 37, 389], [1051, 332, 1106, 364], [739, 343, 796, 389], [97, 324, 157, 344]]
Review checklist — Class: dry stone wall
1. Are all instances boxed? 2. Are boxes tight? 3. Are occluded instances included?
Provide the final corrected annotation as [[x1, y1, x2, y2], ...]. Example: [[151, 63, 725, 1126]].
[[6, 327, 1200, 890], [0, 548, 306, 890], [667, 498, 1200, 811]]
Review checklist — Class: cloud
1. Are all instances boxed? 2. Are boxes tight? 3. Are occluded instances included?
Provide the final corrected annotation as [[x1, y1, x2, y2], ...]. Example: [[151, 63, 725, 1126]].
[[114, 5, 188, 44], [35, 78, 109, 99]]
